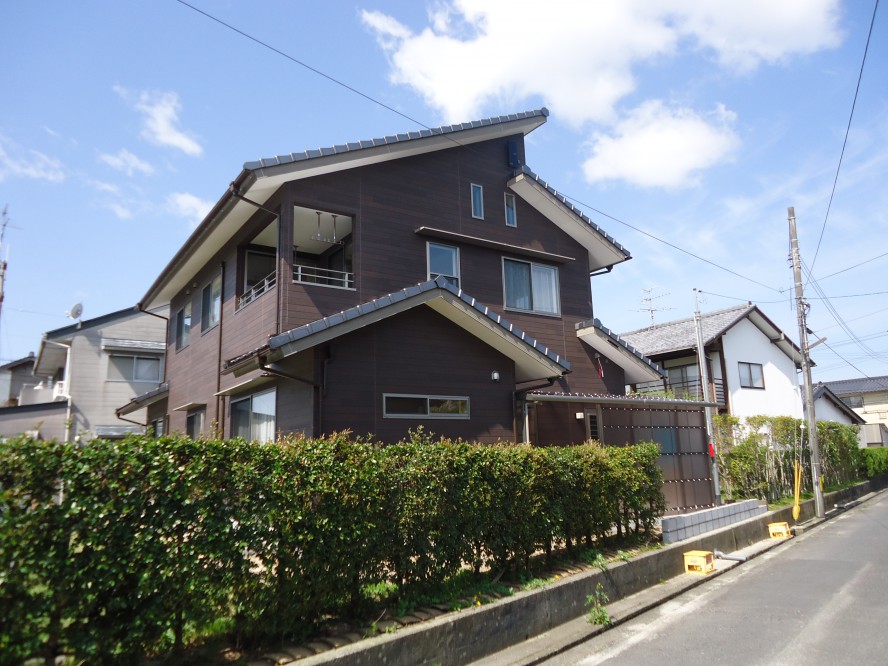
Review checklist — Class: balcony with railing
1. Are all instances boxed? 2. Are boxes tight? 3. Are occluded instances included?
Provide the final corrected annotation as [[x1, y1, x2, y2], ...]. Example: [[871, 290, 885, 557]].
[[237, 272, 277, 311], [293, 264, 354, 290], [633, 377, 726, 405]]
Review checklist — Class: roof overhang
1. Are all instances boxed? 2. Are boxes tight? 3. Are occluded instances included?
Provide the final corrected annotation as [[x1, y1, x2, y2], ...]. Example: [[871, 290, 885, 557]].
[[576, 319, 663, 384], [525, 392, 717, 408], [140, 111, 549, 311], [116, 383, 169, 417], [225, 278, 570, 383], [507, 170, 630, 272], [745, 308, 807, 367]]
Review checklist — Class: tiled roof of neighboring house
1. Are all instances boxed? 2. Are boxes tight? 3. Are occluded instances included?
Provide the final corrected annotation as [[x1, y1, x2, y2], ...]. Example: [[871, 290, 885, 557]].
[[0, 353, 35, 371], [245, 109, 549, 170], [822, 375, 888, 396], [618, 304, 753, 356], [812, 385, 866, 424], [117, 382, 169, 417], [225, 277, 571, 383], [42, 306, 141, 341], [574, 318, 663, 384]]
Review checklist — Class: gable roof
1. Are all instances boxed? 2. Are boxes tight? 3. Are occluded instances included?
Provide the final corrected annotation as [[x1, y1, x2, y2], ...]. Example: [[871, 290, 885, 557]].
[[140, 110, 550, 311], [224, 277, 571, 383], [507, 167, 630, 272], [812, 384, 866, 424], [575, 318, 663, 384], [823, 375, 888, 396], [618, 303, 805, 366]]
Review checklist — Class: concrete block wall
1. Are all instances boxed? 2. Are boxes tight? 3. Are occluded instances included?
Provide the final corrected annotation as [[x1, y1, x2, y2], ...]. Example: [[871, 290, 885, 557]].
[[661, 499, 765, 543]]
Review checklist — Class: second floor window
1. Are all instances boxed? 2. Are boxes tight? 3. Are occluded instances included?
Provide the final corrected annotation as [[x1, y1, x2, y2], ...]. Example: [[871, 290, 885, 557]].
[[108, 354, 162, 383], [504, 193, 517, 227], [175, 303, 191, 350], [471, 183, 484, 219], [201, 275, 222, 333], [427, 242, 460, 288], [503, 258, 560, 316], [738, 361, 764, 389]]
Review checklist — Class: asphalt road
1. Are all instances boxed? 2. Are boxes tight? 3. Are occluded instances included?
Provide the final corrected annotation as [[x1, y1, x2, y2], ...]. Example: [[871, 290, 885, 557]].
[[542, 493, 888, 666]]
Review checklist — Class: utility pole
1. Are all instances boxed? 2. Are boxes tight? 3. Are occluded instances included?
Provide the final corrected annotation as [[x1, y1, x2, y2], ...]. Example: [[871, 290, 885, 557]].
[[788, 206, 824, 518], [0, 206, 8, 357], [694, 288, 721, 505]]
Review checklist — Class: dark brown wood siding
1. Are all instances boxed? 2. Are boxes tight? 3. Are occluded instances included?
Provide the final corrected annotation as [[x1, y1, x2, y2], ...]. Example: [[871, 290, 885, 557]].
[[320, 306, 515, 444]]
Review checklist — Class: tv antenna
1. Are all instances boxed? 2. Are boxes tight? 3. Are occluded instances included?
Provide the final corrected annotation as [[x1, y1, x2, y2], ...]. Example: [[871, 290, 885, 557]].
[[638, 287, 672, 326]]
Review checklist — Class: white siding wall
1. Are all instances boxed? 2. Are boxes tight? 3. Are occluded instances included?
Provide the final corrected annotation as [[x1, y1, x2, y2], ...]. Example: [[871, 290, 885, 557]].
[[813, 396, 856, 425], [722, 318, 802, 419]]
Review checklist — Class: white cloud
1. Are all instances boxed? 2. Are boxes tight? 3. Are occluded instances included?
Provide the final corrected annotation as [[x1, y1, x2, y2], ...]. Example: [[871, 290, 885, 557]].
[[583, 101, 739, 189], [115, 86, 203, 156], [89, 180, 121, 194], [0, 136, 66, 183], [99, 148, 154, 176], [167, 192, 213, 228], [106, 202, 133, 220], [362, 1, 841, 126]]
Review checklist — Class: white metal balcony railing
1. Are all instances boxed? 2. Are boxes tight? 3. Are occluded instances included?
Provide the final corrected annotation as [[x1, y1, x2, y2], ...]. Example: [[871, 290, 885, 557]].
[[633, 378, 726, 405], [293, 264, 354, 289], [237, 272, 277, 310]]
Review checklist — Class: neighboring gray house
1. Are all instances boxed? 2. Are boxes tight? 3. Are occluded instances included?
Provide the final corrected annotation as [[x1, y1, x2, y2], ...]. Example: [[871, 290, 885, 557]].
[[812, 383, 866, 430], [619, 304, 805, 419], [823, 376, 888, 447], [0, 353, 37, 407], [0, 307, 167, 441]]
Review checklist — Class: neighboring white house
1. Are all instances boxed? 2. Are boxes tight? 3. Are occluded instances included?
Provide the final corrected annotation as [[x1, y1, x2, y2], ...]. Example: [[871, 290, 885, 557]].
[[619, 304, 804, 420], [823, 376, 888, 447], [0, 306, 167, 441]]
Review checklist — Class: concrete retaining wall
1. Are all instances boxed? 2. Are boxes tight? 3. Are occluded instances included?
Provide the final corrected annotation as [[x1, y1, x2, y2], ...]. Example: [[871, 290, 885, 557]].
[[661, 499, 766, 543], [300, 481, 877, 666]]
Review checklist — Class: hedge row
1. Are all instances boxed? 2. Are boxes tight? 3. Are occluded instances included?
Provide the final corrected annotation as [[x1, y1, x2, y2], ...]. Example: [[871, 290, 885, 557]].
[[860, 446, 888, 478], [713, 415, 865, 502], [0, 432, 664, 664]]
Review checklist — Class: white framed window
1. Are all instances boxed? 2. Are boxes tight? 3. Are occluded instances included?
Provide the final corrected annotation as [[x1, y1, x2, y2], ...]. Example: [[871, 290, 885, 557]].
[[471, 183, 484, 219], [175, 303, 191, 351], [503, 258, 560, 315], [107, 354, 162, 383], [738, 362, 764, 389], [201, 274, 222, 333], [231, 388, 276, 442], [427, 242, 460, 287], [383, 394, 470, 419], [504, 192, 517, 227], [186, 410, 204, 439]]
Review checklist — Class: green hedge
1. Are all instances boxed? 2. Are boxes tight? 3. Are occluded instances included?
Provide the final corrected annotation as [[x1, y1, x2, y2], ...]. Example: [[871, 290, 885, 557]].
[[0, 433, 663, 663], [860, 447, 888, 478]]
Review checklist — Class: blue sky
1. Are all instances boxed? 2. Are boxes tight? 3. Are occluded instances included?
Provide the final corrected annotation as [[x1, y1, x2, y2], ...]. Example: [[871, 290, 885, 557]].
[[0, 0, 885, 383]]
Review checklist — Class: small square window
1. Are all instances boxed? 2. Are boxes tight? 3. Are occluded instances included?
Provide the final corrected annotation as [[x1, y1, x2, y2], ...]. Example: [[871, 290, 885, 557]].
[[504, 193, 517, 227], [738, 362, 764, 389], [471, 183, 484, 219]]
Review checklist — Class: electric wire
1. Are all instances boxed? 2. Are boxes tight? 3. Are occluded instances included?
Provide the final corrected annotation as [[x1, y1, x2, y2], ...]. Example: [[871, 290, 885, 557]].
[[807, 0, 880, 278], [815, 249, 888, 281], [174, 0, 782, 294]]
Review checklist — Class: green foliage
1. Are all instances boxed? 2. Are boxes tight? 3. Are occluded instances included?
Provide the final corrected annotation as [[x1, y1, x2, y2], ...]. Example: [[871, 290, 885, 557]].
[[713, 415, 863, 502], [0, 433, 665, 662], [860, 447, 888, 478], [585, 583, 611, 626]]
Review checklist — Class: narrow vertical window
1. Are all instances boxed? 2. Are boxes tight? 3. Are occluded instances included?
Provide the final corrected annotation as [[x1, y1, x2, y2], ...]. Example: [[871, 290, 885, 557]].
[[471, 183, 484, 219], [175, 303, 191, 350], [504, 193, 517, 227], [201, 275, 222, 333]]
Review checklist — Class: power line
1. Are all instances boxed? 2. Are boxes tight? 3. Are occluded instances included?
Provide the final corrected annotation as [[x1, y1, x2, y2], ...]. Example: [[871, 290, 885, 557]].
[[807, 0, 881, 277], [815, 249, 888, 281]]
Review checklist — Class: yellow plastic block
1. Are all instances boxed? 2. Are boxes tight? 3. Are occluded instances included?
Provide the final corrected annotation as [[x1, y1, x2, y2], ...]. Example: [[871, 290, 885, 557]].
[[768, 522, 792, 539], [683, 550, 715, 575]]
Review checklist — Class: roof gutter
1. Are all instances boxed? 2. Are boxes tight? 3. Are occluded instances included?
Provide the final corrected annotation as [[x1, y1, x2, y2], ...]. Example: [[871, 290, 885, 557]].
[[525, 393, 719, 408]]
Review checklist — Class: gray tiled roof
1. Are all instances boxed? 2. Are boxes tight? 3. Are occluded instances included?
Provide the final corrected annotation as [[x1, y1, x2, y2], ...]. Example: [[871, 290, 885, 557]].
[[245, 109, 549, 171], [618, 304, 754, 356], [822, 376, 888, 396], [518, 166, 630, 259], [268, 276, 571, 372]]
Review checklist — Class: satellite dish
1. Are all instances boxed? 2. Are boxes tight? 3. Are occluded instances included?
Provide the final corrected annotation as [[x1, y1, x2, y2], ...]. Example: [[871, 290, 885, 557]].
[[67, 302, 83, 320]]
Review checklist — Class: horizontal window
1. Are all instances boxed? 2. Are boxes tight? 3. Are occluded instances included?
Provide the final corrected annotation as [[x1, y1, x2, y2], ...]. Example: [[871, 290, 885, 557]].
[[108, 354, 162, 383], [738, 362, 764, 389], [383, 393, 470, 419], [503, 258, 560, 315]]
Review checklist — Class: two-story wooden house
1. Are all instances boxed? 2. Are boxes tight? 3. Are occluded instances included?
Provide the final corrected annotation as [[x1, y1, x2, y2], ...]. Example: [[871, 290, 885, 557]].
[[122, 109, 673, 447]]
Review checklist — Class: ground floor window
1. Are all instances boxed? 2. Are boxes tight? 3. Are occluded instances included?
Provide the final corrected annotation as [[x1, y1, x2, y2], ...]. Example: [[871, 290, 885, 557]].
[[383, 394, 470, 419], [150, 417, 165, 437], [186, 410, 204, 439], [231, 388, 276, 442]]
